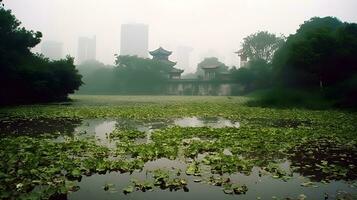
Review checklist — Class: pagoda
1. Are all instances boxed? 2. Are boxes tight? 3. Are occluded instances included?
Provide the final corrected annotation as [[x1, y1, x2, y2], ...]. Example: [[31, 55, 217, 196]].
[[150, 47, 184, 79]]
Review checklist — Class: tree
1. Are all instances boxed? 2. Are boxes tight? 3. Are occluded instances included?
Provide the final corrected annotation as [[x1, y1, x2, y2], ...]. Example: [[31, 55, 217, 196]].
[[76, 60, 116, 94], [273, 17, 357, 88], [232, 31, 281, 93], [76, 60, 114, 77], [0, 7, 42, 69], [114, 55, 172, 94], [241, 31, 285, 63], [0, 6, 82, 105], [271, 17, 357, 107], [232, 59, 273, 93]]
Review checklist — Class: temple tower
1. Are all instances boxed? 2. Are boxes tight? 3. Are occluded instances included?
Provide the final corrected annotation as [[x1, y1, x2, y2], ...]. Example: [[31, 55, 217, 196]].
[[150, 47, 184, 79]]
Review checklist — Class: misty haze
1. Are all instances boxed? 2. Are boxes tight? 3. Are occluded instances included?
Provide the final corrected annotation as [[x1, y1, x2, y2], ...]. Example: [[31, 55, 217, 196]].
[[0, 0, 356, 200]]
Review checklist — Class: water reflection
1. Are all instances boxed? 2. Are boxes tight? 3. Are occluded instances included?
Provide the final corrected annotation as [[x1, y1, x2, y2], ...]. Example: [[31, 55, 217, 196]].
[[1, 117, 356, 200], [174, 117, 240, 128], [74, 119, 116, 146], [0, 116, 241, 144], [289, 138, 357, 182], [0, 117, 81, 136], [67, 162, 356, 200]]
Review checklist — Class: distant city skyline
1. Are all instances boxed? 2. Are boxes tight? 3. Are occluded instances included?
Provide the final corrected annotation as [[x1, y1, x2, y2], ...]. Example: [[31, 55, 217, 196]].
[[77, 36, 96, 64], [120, 23, 149, 58], [5, 0, 357, 71], [41, 41, 63, 60]]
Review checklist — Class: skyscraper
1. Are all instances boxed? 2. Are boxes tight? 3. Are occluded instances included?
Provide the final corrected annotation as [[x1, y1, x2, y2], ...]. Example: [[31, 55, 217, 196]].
[[41, 41, 63, 60], [120, 24, 149, 58], [77, 36, 96, 64]]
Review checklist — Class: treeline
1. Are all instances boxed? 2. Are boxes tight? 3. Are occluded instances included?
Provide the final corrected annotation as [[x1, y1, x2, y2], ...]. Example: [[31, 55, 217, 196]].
[[77, 56, 174, 94], [0, 6, 82, 105], [76, 16, 357, 109], [77, 56, 232, 95], [232, 17, 357, 109]]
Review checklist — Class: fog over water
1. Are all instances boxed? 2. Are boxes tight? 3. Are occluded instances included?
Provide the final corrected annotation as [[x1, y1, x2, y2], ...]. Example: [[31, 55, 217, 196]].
[[4, 0, 357, 73]]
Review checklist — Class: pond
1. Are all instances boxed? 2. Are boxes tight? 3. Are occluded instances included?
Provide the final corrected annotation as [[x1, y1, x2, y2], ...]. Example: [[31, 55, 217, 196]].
[[70, 164, 356, 200], [0, 116, 356, 200], [0, 117, 240, 146]]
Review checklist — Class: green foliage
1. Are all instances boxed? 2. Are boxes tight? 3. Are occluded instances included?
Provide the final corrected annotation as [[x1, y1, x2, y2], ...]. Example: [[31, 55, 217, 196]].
[[114, 55, 173, 94], [0, 95, 356, 197], [232, 59, 273, 93], [0, 136, 110, 199], [247, 88, 334, 109], [0, 7, 42, 60], [123, 170, 188, 194], [273, 17, 343, 87], [77, 60, 112, 77], [244, 17, 357, 109], [0, 6, 82, 105], [232, 31, 283, 95], [330, 74, 357, 108], [223, 183, 248, 195], [242, 31, 285, 63], [76, 60, 116, 94], [272, 17, 357, 107], [77, 55, 183, 95], [185, 162, 200, 175]]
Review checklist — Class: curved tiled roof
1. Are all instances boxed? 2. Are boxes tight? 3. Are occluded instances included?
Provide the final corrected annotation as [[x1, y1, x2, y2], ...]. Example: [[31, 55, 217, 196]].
[[159, 59, 177, 67], [169, 67, 184, 74], [201, 64, 221, 69], [149, 47, 172, 56]]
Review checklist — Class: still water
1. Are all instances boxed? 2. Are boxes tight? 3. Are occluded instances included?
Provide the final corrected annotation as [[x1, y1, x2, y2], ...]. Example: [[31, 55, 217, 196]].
[[0, 117, 356, 199]]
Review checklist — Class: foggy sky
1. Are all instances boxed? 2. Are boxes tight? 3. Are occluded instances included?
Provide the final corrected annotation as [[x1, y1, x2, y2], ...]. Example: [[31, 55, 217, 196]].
[[4, 0, 357, 73]]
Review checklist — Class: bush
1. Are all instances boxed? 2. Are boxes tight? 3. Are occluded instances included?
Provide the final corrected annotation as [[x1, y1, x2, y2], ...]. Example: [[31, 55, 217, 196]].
[[246, 88, 334, 110]]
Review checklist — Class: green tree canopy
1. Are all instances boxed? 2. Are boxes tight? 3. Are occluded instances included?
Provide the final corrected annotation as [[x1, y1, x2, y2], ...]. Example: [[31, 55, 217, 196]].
[[114, 55, 172, 94], [0, 6, 82, 105], [76, 60, 117, 94], [241, 31, 285, 63], [273, 17, 357, 89], [0, 6, 42, 69], [232, 59, 273, 93], [271, 16, 357, 107]]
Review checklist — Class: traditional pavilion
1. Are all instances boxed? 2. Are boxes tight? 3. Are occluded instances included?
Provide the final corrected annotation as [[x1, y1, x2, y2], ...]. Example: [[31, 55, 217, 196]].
[[201, 64, 221, 80], [149, 47, 184, 79], [147, 47, 238, 96]]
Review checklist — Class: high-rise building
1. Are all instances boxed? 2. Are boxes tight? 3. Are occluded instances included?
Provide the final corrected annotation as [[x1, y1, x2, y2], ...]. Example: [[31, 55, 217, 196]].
[[176, 46, 193, 70], [120, 24, 149, 58], [78, 36, 96, 64], [41, 41, 63, 60]]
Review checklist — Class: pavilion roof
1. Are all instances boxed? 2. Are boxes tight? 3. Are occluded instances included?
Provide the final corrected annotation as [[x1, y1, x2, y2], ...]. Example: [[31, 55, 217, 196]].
[[201, 64, 221, 69], [149, 47, 172, 56], [169, 67, 184, 74], [160, 59, 177, 67]]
